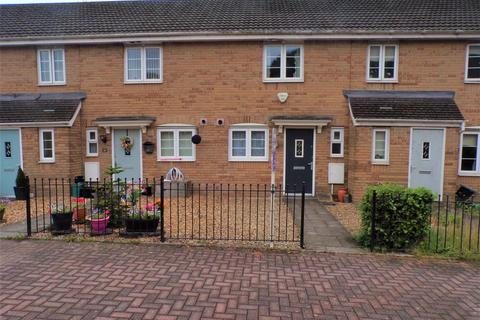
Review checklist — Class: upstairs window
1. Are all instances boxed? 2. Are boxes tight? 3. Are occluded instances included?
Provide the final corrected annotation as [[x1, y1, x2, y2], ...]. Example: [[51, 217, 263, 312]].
[[125, 47, 162, 83], [465, 44, 480, 82], [229, 125, 269, 161], [330, 128, 344, 157], [157, 126, 195, 161], [367, 45, 398, 82], [460, 133, 479, 174], [86, 129, 98, 157], [39, 128, 55, 162], [264, 45, 303, 82], [37, 49, 65, 85], [372, 129, 389, 165]]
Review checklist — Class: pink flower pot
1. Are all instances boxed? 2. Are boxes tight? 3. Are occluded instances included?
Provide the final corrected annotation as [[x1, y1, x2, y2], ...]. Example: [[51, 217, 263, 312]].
[[91, 217, 109, 233]]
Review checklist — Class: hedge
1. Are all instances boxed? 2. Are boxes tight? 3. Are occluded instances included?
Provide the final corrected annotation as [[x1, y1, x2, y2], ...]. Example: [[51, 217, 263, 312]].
[[358, 184, 434, 251]]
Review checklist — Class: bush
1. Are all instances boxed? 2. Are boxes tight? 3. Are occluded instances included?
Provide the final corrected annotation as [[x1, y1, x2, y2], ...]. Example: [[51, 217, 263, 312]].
[[15, 167, 28, 187], [358, 184, 434, 251]]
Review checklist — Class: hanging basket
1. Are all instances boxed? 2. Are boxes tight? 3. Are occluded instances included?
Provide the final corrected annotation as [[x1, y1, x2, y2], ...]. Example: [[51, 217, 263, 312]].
[[120, 136, 134, 152]]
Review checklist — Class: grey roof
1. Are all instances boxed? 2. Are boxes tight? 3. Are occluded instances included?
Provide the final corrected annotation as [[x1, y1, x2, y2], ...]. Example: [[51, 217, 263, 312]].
[[0, 92, 85, 125], [344, 90, 464, 121], [0, 0, 479, 40]]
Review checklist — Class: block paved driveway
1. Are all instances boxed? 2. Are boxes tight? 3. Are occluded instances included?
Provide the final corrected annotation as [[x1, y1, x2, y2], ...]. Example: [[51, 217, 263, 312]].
[[0, 240, 479, 320]]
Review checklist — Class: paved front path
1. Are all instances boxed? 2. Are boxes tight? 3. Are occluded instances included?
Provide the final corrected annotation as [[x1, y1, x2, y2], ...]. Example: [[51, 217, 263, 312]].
[[303, 200, 362, 253], [1, 240, 479, 320]]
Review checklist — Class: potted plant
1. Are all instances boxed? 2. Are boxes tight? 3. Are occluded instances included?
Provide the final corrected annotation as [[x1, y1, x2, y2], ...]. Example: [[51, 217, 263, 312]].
[[90, 209, 110, 234], [13, 167, 28, 200], [125, 202, 161, 233], [72, 197, 87, 223], [0, 198, 10, 222], [50, 204, 73, 233]]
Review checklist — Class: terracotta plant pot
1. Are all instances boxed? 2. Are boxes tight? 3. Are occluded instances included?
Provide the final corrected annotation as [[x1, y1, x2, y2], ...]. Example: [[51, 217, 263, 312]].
[[73, 207, 86, 222], [51, 212, 73, 232], [91, 216, 110, 233], [337, 187, 347, 203]]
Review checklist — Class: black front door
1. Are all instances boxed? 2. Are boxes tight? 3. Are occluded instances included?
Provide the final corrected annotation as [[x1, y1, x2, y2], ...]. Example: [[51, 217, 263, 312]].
[[285, 128, 314, 194]]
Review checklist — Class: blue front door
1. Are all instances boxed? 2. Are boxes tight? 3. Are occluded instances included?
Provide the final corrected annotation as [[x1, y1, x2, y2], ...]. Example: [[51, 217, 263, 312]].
[[113, 129, 141, 181], [0, 129, 22, 197]]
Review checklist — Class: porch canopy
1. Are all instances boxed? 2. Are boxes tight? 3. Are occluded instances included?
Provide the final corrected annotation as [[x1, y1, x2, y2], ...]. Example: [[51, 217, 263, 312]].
[[270, 115, 332, 133], [344, 90, 464, 127], [0, 92, 85, 127], [95, 116, 156, 133]]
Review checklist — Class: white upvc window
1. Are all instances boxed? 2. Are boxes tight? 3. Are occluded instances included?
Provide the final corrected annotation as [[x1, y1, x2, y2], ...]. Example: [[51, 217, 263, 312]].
[[86, 129, 98, 157], [263, 44, 304, 82], [125, 47, 162, 83], [367, 44, 398, 82], [372, 128, 390, 165], [229, 125, 269, 161], [37, 48, 66, 85], [330, 128, 344, 157], [157, 126, 196, 161], [465, 44, 480, 82], [39, 128, 55, 162], [459, 132, 480, 175]]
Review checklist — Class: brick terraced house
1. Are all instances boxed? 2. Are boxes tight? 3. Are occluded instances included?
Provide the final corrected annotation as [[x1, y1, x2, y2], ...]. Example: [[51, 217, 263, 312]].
[[0, 0, 479, 200]]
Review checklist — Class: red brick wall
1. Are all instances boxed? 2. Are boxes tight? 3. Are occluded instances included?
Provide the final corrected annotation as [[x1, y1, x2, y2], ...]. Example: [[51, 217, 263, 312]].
[[1, 40, 479, 198]]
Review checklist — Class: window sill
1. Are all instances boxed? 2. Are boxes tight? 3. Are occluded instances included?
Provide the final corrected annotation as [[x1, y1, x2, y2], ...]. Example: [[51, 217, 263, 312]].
[[366, 80, 398, 84], [86, 155, 99, 158], [38, 160, 55, 164], [263, 78, 304, 83], [38, 82, 66, 87], [124, 80, 163, 85], [229, 158, 269, 162], [372, 161, 389, 166], [330, 154, 344, 158], [458, 171, 480, 177], [464, 79, 480, 84], [157, 158, 195, 162]]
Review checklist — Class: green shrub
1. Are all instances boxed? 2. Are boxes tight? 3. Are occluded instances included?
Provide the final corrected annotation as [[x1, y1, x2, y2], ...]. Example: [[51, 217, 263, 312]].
[[358, 184, 434, 251], [15, 167, 28, 187]]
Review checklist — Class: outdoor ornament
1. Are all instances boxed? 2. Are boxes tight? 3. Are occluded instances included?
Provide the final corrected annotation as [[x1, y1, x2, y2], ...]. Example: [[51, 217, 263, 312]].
[[191, 134, 202, 144], [166, 167, 185, 182], [120, 135, 134, 155]]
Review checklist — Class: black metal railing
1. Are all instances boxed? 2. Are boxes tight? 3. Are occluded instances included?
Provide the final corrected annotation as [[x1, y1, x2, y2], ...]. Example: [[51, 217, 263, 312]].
[[370, 191, 480, 255], [24, 177, 305, 247]]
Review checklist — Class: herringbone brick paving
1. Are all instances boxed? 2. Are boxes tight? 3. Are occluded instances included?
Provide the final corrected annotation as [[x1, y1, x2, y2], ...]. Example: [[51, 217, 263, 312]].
[[0, 240, 479, 320]]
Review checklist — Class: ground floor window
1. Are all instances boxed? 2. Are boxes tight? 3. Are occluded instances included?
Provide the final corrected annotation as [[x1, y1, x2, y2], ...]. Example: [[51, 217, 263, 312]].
[[157, 126, 196, 161], [39, 128, 55, 162], [229, 125, 268, 161], [330, 127, 344, 157], [86, 128, 98, 157], [460, 132, 479, 174], [372, 128, 389, 164]]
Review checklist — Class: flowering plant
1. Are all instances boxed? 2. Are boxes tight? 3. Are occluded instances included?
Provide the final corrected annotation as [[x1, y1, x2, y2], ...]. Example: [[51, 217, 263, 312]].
[[0, 198, 11, 211], [90, 208, 110, 220], [127, 202, 161, 220], [72, 197, 87, 208], [49, 203, 71, 214]]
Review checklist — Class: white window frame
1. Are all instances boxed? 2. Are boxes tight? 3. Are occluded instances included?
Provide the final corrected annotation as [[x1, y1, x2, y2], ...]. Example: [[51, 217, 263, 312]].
[[372, 128, 390, 165], [465, 44, 480, 83], [330, 127, 344, 157], [366, 44, 399, 83], [228, 125, 269, 162], [263, 44, 304, 83], [459, 132, 480, 176], [157, 126, 196, 162], [124, 47, 163, 84], [39, 128, 55, 163], [86, 128, 98, 157], [37, 48, 66, 86]]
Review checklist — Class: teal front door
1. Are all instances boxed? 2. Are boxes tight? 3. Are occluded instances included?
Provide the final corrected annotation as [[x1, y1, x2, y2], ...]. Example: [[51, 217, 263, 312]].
[[0, 129, 22, 197], [113, 129, 142, 181]]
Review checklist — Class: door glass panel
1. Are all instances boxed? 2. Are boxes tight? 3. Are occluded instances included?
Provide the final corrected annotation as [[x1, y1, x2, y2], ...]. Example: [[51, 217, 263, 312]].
[[422, 142, 430, 159], [4, 142, 11, 157], [295, 139, 304, 158]]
